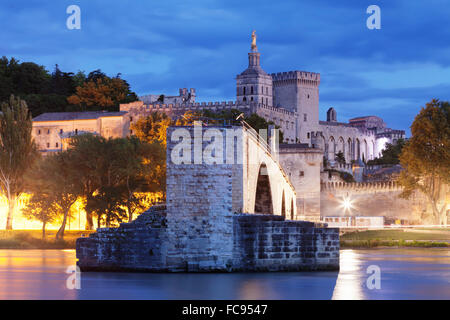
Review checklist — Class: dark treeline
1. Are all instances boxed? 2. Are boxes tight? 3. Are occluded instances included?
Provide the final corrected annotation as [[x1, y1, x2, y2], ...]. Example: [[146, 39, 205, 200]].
[[0, 57, 138, 117]]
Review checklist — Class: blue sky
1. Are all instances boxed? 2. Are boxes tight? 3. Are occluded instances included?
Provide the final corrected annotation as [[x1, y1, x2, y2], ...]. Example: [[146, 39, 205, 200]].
[[2, 0, 450, 134]]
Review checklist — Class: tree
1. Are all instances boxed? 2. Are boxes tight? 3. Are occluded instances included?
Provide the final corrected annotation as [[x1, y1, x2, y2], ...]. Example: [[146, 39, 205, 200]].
[[131, 111, 173, 146], [368, 139, 406, 165], [0, 95, 38, 229], [67, 72, 137, 111], [65, 134, 106, 230], [25, 152, 82, 239], [398, 99, 450, 225], [65, 133, 165, 228], [335, 151, 346, 165], [22, 193, 59, 239], [50, 64, 76, 96], [113, 136, 166, 222]]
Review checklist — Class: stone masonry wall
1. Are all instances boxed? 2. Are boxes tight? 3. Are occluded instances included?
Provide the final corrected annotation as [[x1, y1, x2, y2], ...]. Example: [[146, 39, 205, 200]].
[[77, 208, 339, 272], [76, 205, 168, 272], [233, 214, 339, 271], [165, 126, 236, 271]]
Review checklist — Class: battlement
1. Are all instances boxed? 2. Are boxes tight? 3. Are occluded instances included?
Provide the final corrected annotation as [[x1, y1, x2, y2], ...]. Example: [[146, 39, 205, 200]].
[[321, 181, 402, 193], [120, 100, 297, 117], [271, 70, 321, 84], [332, 163, 353, 171], [256, 103, 297, 116]]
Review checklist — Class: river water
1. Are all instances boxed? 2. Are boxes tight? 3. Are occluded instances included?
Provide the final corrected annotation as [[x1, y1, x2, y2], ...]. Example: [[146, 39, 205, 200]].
[[0, 248, 449, 300]]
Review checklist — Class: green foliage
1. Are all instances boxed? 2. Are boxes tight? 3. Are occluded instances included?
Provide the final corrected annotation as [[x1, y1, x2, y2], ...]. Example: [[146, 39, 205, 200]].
[[326, 169, 355, 183], [65, 134, 165, 228], [335, 151, 346, 165], [21, 193, 59, 239], [367, 138, 406, 165], [25, 152, 82, 239], [398, 99, 450, 225], [0, 95, 39, 229], [131, 111, 172, 146], [198, 109, 285, 142], [0, 56, 137, 116]]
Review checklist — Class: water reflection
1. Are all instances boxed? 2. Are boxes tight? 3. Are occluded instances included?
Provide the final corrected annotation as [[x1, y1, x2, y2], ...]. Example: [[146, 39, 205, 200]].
[[332, 250, 365, 300], [0, 248, 449, 300], [0, 250, 77, 299]]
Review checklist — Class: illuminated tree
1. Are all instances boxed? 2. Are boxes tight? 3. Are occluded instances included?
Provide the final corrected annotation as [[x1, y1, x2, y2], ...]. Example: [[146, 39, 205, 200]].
[[67, 73, 137, 111], [131, 111, 173, 146], [113, 136, 166, 222], [398, 99, 450, 225], [66, 134, 165, 228], [22, 193, 59, 239], [26, 152, 82, 239], [65, 134, 106, 230], [0, 95, 38, 230]]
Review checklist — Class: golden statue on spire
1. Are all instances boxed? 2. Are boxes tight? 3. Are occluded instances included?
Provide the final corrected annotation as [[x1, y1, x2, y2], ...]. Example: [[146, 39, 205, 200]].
[[251, 30, 257, 51]]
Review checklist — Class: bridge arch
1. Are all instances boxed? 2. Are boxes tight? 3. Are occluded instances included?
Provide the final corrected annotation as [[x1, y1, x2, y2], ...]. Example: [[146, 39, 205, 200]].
[[254, 163, 274, 214]]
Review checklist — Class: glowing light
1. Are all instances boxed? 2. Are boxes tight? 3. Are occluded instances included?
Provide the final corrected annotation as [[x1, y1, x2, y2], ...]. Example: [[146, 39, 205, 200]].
[[0, 192, 163, 230], [339, 195, 355, 213]]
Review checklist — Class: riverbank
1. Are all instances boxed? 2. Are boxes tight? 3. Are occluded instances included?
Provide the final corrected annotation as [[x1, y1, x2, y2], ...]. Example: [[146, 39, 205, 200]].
[[340, 229, 450, 248], [0, 230, 94, 249], [1, 229, 449, 249]]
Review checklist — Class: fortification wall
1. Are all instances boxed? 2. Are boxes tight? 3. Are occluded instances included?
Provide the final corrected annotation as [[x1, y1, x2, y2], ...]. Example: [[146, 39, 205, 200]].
[[320, 182, 427, 221], [278, 145, 322, 220], [121, 99, 298, 143]]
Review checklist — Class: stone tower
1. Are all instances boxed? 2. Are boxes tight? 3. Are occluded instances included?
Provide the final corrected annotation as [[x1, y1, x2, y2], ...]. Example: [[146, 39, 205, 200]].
[[326, 107, 337, 122], [236, 32, 273, 106], [271, 71, 320, 144]]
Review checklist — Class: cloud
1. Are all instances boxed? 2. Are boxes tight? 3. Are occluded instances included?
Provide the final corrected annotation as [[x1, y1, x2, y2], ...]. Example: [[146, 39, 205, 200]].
[[1, 0, 450, 133]]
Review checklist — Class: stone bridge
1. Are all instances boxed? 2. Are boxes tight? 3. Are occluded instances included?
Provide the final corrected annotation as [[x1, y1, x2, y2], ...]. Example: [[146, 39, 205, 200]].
[[76, 124, 339, 272], [167, 123, 297, 218]]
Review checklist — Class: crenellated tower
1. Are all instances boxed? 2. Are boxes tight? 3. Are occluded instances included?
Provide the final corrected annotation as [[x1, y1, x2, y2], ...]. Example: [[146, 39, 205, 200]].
[[271, 71, 320, 144]]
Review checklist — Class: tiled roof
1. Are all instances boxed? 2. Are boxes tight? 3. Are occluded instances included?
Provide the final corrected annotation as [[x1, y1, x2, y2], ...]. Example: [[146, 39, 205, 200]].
[[33, 111, 127, 122]]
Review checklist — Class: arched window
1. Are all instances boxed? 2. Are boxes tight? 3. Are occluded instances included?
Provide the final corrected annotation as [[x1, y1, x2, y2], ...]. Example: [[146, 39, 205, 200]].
[[251, 97, 254, 101]]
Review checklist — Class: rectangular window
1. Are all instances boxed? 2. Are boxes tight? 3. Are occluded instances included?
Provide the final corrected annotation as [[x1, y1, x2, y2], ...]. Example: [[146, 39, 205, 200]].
[[304, 114, 307, 122], [299, 171, 304, 177], [47, 129, 50, 134], [38, 129, 41, 135], [60, 129, 63, 134], [56, 142, 59, 148], [46, 143, 50, 148]]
